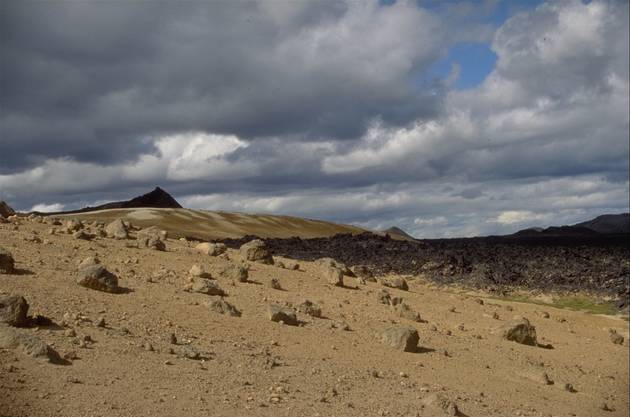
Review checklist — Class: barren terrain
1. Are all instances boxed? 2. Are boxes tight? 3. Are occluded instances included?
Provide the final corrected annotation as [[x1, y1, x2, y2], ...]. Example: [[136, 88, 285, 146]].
[[1, 213, 628, 417]]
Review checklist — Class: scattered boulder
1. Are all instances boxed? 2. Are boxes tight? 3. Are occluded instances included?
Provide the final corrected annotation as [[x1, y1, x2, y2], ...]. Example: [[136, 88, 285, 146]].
[[499, 318, 537, 346], [609, 329, 624, 345], [239, 239, 273, 264], [105, 219, 129, 239], [269, 278, 282, 290], [382, 277, 409, 291], [177, 345, 201, 360], [377, 289, 392, 305], [72, 230, 91, 240], [297, 300, 322, 318], [189, 264, 211, 279], [76, 265, 120, 293], [274, 257, 300, 270], [136, 226, 167, 250], [0, 201, 15, 218], [208, 297, 241, 317], [77, 256, 100, 269], [195, 242, 227, 256], [350, 265, 376, 282], [0, 324, 62, 362], [315, 257, 354, 276], [217, 263, 249, 282], [0, 247, 15, 273], [421, 393, 459, 416], [267, 304, 298, 326], [64, 219, 83, 233], [396, 303, 422, 322], [324, 266, 344, 287], [0, 295, 29, 327], [379, 326, 419, 352], [184, 278, 226, 296]]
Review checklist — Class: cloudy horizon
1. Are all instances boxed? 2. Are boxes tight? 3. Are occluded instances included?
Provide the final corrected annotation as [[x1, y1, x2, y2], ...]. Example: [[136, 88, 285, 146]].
[[1, 0, 628, 238]]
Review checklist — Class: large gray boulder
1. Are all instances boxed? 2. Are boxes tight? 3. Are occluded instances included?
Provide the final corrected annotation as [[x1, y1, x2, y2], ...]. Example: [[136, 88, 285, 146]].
[[239, 239, 273, 264], [499, 318, 537, 346], [76, 265, 120, 293], [0, 295, 29, 327], [379, 326, 419, 352], [0, 247, 15, 273], [105, 219, 129, 239]]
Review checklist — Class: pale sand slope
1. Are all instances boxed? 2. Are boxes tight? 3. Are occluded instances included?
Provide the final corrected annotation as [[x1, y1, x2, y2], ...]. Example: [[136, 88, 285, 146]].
[[0, 217, 628, 417], [58, 208, 366, 240]]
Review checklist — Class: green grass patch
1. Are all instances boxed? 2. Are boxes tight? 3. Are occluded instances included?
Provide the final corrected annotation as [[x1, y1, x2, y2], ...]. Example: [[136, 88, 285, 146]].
[[492, 294, 618, 315]]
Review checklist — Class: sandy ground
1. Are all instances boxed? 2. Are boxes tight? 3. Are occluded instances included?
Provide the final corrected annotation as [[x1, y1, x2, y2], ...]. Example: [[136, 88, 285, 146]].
[[58, 208, 366, 240], [1, 216, 628, 417]]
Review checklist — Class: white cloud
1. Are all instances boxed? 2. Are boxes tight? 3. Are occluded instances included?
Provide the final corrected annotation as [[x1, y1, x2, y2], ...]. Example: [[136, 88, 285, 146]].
[[30, 203, 65, 213]]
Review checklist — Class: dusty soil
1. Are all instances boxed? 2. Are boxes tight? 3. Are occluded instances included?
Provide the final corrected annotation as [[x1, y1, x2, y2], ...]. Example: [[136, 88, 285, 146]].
[[1, 215, 628, 417]]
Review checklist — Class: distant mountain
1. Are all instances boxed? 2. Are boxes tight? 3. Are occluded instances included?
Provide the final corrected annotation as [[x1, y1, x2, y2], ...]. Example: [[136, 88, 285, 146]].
[[383, 226, 416, 240], [573, 213, 630, 234], [35, 187, 182, 215], [0, 201, 15, 218], [513, 213, 630, 236]]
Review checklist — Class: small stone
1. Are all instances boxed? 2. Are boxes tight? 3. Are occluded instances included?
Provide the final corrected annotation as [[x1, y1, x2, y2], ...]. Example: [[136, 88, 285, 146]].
[[324, 266, 344, 287], [609, 329, 624, 345], [64, 329, 76, 338], [95, 317, 106, 328], [169, 333, 177, 345], [297, 300, 322, 318], [0, 247, 16, 273], [564, 383, 576, 393], [269, 278, 282, 290], [382, 277, 409, 291], [208, 297, 241, 317], [499, 318, 537, 346], [421, 393, 459, 416]]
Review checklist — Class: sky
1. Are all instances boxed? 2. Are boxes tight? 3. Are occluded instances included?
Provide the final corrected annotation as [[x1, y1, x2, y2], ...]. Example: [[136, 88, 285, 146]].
[[0, 0, 628, 238]]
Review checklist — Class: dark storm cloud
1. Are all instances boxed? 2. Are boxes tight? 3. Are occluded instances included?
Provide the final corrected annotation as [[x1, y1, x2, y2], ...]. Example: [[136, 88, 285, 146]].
[[1, 0, 449, 172], [0, 1, 628, 238]]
